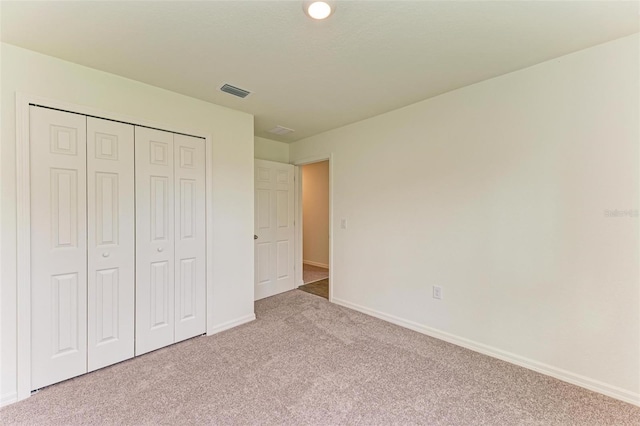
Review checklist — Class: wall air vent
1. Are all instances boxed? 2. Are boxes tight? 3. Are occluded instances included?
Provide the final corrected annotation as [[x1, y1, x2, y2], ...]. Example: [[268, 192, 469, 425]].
[[268, 126, 295, 136], [219, 83, 251, 98]]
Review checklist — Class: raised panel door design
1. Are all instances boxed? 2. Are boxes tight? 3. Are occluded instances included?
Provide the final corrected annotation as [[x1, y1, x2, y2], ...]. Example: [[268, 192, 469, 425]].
[[50, 168, 78, 248], [179, 146, 195, 169], [257, 167, 270, 182], [150, 176, 169, 241], [32, 110, 208, 384], [149, 141, 169, 165], [179, 179, 196, 240], [174, 134, 206, 342], [276, 170, 289, 184], [254, 160, 295, 300], [178, 258, 197, 321], [273, 166, 294, 296], [276, 241, 290, 279], [50, 125, 78, 155], [95, 132, 119, 161], [257, 190, 270, 230], [31, 106, 87, 390], [150, 261, 170, 329], [95, 268, 119, 344], [276, 190, 288, 228], [257, 243, 270, 284], [95, 172, 119, 246], [51, 273, 79, 356], [87, 117, 135, 372], [135, 126, 175, 355]]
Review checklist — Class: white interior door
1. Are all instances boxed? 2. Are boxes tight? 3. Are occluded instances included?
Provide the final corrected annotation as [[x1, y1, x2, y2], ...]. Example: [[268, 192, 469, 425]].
[[135, 126, 175, 355], [254, 159, 295, 300], [174, 134, 206, 342], [30, 106, 88, 390], [87, 117, 135, 371]]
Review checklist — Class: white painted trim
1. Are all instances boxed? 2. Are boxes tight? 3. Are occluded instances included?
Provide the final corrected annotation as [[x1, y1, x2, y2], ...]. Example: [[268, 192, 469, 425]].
[[302, 278, 328, 286], [293, 153, 334, 302], [303, 260, 329, 269], [205, 120, 215, 336], [294, 154, 332, 167], [16, 92, 32, 402], [293, 166, 303, 289], [332, 297, 640, 407], [1, 391, 18, 407], [0, 53, 3, 410], [15, 92, 215, 402], [207, 314, 256, 335]]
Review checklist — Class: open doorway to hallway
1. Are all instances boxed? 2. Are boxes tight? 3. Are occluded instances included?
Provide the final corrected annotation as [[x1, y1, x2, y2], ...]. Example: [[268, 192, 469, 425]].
[[298, 160, 329, 299]]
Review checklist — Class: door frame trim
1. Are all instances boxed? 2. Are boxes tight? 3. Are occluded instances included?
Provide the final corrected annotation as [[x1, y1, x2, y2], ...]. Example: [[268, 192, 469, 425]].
[[293, 154, 333, 302], [15, 92, 214, 402]]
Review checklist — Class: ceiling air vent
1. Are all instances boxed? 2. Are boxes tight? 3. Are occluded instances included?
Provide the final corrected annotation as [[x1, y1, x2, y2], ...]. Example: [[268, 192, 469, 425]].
[[219, 83, 251, 98], [268, 126, 295, 136]]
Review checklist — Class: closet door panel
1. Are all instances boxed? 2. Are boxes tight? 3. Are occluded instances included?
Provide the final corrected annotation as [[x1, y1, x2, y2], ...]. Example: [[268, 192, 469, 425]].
[[30, 106, 88, 390], [174, 135, 206, 342], [87, 117, 135, 371], [135, 127, 175, 355]]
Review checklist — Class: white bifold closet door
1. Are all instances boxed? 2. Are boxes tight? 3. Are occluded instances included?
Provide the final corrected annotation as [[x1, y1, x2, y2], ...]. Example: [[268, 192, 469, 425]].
[[86, 117, 135, 372], [135, 127, 206, 356], [173, 134, 206, 342], [31, 108, 136, 389], [31, 106, 88, 390]]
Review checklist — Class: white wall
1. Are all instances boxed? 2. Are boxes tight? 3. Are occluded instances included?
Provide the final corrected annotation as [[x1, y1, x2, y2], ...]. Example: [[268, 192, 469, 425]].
[[290, 34, 640, 404], [255, 136, 289, 163], [0, 43, 255, 404], [302, 161, 330, 267]]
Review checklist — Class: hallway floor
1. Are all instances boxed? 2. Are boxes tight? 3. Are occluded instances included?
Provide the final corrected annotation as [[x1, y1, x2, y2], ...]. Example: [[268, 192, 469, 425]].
[[298, 278, 328, 299], [302, 263, 328, 284], [300, 264, 329, 299]]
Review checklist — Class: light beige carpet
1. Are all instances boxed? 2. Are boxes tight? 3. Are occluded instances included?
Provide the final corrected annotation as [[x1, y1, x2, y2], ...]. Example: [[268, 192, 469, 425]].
[[303, 264, 328, 284], [2, 290, 639, 425]]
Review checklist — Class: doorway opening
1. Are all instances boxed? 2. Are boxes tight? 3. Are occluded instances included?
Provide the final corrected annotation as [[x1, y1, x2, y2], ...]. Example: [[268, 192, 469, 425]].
[[298, 160, 330, 299]]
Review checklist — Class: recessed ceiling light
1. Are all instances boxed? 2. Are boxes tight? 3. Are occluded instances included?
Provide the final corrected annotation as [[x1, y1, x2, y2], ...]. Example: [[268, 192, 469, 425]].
[[303, 1, 335, 20]]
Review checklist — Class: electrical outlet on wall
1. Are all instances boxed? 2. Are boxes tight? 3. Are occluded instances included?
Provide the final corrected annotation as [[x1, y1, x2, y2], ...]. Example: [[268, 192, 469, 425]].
[[432, 285, 442, 300]]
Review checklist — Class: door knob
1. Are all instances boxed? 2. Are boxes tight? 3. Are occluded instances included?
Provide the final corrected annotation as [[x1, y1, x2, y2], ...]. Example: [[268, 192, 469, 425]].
[[102, 252, 110, 258], [157, 247, 164, 252], [254, 235, 258, 240]]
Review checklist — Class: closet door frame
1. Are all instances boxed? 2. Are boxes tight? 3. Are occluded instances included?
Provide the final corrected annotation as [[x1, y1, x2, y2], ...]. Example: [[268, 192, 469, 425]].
[[15, 93, 214, 402]]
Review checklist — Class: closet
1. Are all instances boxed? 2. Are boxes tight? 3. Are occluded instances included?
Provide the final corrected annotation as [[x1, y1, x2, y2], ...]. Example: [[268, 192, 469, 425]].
[[30, 106, 206, 390], [134, 127, 206, 355]]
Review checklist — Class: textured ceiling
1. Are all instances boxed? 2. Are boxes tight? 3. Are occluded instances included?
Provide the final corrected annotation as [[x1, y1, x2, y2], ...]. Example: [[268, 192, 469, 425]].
[[1, 1, 638, 142]]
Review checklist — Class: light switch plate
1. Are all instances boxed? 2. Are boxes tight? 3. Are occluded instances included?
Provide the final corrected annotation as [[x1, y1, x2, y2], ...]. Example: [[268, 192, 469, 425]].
[[433, 286, 442, 300]]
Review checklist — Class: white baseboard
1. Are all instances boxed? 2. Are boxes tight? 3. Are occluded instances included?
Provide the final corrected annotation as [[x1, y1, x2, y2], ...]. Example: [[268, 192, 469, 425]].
[[296, 279, 305, 288], [303, 260, 329, 269], [332, 297, 640, 407], [207, 314, 256, 335], [1, 391, 18, 407]]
